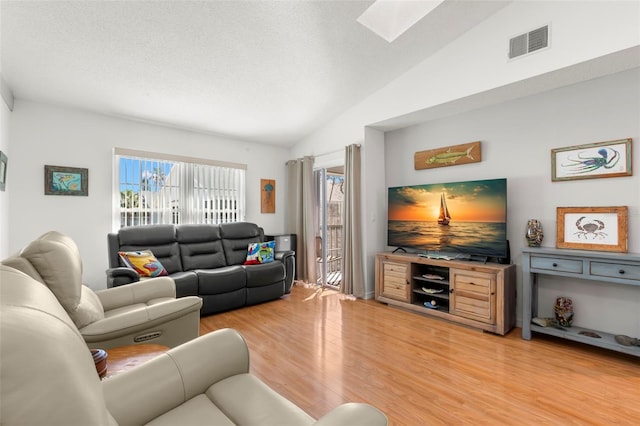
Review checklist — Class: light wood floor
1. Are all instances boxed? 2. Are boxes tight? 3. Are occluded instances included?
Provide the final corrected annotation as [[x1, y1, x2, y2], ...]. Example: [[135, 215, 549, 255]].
[[117, 283, 639, 425]]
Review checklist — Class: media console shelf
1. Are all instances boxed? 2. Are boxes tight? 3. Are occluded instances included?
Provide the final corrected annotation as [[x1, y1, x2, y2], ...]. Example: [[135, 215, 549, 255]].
[[522, 247, 640, 357], [375, 252, 516, 335]]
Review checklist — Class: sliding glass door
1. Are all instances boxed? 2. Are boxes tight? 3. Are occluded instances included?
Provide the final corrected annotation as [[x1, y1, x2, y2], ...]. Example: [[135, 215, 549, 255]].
[[314, 166, 344, 288]]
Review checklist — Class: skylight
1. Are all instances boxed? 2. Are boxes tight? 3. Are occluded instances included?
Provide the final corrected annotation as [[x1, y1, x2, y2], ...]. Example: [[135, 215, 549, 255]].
[[357, 0, 446, 43]]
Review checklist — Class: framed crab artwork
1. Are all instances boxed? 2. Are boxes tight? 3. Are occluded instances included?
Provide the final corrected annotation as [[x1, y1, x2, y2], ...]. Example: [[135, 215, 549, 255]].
[[556, 206, 628, 252], [551, 138, 632, 181]]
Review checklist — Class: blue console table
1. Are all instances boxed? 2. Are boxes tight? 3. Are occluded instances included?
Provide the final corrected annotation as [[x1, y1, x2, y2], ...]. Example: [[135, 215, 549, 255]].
[[522, 247, 640, 357]]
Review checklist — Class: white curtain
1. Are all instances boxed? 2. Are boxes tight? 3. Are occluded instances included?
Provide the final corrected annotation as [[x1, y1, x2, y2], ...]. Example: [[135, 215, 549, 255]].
[[286, 157, 316, 284], [341, 144, 364, 297]]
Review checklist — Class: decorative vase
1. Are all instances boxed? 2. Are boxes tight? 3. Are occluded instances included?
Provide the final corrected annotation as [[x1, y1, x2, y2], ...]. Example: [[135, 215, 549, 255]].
[[91, 349, 108, 379], [554, 297, 574, 327], [525, 219, 543, 247]]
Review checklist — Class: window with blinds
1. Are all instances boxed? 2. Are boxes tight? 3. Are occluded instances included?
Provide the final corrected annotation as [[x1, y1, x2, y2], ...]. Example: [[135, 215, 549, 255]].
[[114, 148, 246, 229]]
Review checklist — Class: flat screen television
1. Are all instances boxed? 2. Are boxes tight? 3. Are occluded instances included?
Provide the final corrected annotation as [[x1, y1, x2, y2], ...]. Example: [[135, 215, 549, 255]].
[[387, 178, 508, 261]]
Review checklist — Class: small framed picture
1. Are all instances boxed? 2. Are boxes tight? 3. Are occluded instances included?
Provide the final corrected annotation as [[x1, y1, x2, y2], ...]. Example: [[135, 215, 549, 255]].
[[556, 206, 628, 252], [551, 138, 632, 181], [260, 179, 275, 213], [44, 165, 89, 196]]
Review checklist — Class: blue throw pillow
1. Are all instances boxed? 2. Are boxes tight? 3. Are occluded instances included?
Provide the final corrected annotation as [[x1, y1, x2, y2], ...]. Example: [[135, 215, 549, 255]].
[[244, 241, 275, 265]]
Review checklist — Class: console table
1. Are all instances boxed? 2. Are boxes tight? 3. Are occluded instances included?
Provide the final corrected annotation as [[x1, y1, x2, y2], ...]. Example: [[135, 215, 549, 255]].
[[522, 247, 640, 357]]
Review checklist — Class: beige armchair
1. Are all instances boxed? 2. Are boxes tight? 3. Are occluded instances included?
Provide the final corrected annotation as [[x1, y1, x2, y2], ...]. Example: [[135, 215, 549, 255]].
[[1, 231, 202, 349], [0, 265, 388, 426]]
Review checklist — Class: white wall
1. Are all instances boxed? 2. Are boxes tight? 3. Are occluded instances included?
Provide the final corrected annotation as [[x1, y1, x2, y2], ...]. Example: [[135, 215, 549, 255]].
[[384, 68, 639, 335], [291, 1, 640, 159], [361, 127, 385, 299], [290, 0, 640, 299], [8, 100, 288, 288], [0, 89, 10, 258]]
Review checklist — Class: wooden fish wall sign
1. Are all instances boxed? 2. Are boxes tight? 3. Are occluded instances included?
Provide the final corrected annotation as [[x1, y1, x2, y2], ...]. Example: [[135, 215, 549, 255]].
[[414, 141, 482, 170]]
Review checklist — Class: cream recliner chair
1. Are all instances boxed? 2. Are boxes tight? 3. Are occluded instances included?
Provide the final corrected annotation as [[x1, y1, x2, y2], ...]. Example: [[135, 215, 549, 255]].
[[1, 231, 202, 349], [0, 265, 388, 426]]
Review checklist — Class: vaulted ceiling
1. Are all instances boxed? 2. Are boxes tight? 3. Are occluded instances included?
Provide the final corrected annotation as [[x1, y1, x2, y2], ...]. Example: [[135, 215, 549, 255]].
[[1, 0, 511, 146]]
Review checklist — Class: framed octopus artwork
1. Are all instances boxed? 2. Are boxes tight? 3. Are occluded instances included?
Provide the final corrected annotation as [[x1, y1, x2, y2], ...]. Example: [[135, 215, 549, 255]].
[[556, 206, 628, 253], [551, 138, 632, 182]]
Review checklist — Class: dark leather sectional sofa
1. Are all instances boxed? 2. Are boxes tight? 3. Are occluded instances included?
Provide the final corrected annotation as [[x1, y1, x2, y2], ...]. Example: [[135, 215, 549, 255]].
[[106, 222, 295, 316]]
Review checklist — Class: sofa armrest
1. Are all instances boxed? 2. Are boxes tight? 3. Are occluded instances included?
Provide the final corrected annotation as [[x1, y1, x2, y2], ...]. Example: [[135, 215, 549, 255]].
[[103, 328, 250, 425], [275, 250, 294, 261], [79, 296, 202, 343], [275, 250, 295, 293], [96, 277, 176, 311], [314, 403, 388, 426], [106, 266, 139, 288]]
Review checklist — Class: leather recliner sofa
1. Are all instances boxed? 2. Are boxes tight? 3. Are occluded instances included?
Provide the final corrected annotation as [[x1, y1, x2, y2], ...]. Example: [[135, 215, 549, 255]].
[[107, 222, 295, 316], [0, 264, 388, 426], [1, 231, 202, 350]]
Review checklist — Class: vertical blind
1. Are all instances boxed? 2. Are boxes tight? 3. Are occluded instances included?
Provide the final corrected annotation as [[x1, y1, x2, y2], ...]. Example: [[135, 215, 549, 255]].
[[114, 148, 246, 229]]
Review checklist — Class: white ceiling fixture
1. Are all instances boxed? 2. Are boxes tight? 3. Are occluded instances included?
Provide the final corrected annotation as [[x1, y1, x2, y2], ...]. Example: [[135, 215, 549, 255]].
[[357, 0, 447, 42]]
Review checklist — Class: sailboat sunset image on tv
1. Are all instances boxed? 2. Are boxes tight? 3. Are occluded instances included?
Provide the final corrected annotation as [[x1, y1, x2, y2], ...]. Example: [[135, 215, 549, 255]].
[[437, 192, 451, 225], [387, 178, 507, 258]]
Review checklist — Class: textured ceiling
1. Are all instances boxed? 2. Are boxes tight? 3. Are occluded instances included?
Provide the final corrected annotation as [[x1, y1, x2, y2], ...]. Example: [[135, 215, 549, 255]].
[[1, 0, 510, 146]]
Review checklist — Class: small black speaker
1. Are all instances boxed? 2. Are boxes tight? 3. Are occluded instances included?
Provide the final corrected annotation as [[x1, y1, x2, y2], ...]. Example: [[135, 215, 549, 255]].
[[273, 234, 296, 253], [497, 240, 511, 264]]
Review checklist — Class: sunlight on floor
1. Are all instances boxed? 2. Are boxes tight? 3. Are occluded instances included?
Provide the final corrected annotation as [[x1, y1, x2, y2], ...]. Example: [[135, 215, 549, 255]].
[[296, 281, 356, 301]]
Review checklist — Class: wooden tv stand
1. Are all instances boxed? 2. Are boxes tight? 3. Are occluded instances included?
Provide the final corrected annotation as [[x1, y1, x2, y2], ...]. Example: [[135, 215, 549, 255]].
[[375, 252, 516, 335]]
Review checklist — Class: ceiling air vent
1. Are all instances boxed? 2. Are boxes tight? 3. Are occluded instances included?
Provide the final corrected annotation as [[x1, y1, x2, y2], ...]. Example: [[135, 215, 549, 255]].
[[509, 25, 549, 59]]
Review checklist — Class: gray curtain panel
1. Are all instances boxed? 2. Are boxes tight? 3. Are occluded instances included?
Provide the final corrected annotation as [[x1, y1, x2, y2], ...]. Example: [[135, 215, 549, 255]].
[[286, 156, 316, 284], [341, 144, 364, 297]]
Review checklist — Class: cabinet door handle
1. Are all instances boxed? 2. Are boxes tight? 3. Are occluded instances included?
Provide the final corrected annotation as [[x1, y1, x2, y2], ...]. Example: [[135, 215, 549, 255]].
[[552, 263, 558, 267], [619, 269, 625, 275]]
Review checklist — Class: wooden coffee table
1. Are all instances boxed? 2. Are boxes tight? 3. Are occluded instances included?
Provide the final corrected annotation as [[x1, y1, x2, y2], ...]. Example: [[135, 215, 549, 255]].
[[104, 344, 168, 378]]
